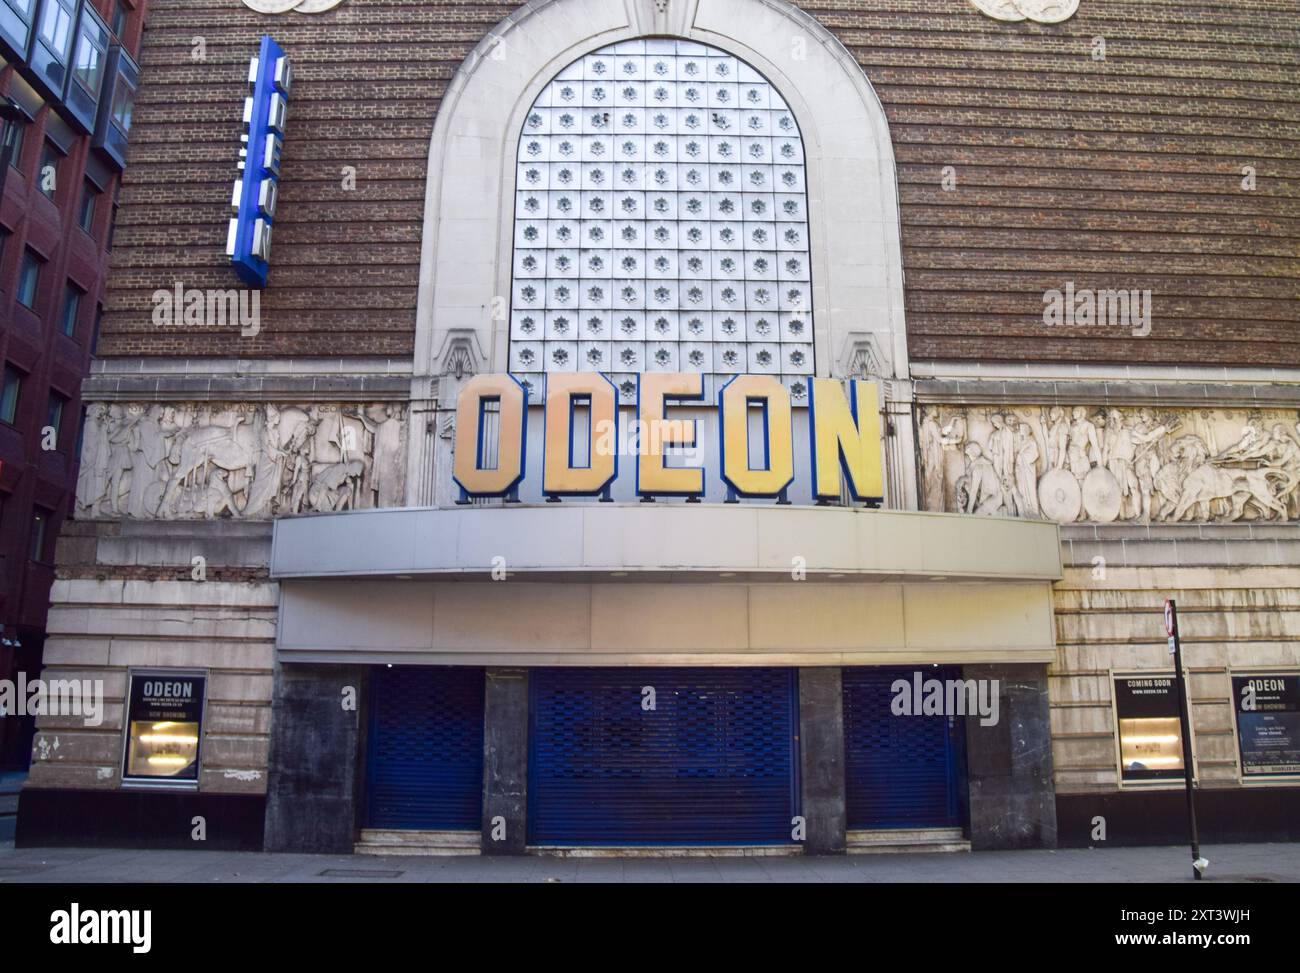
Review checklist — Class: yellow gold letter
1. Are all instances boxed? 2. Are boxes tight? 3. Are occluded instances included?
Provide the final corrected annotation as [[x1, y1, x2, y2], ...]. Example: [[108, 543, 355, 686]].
[[452, 374, 528, 497], [810, 378, 883, 502], [636, 373, 705, 497], [719, 375, 794, 498], [543, 373, 617, 496]]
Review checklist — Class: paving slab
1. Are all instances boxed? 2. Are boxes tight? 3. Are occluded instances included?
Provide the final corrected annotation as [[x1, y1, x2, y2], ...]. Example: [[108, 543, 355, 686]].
[[0, 842, 1296, 883]]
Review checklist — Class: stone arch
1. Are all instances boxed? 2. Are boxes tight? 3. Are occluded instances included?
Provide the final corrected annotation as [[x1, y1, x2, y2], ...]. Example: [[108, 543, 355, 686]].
[[409, 0, 906, 503]]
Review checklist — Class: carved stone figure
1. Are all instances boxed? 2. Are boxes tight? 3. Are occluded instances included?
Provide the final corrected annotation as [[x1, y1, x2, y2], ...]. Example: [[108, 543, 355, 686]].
[[104, 405, 135, 516], [1045, 406, 1068, 471], [1066, 406, 1101, 482], [919, 411, 945, 512], [75, 401, 408, 520], [1101, 409, 1140, 520], [362, 404, 406, 509], [125, 405, 170, 518], [77, 404, 110, 516], [1012, 423, 1041, 518], [961, 443, 1004, 516], [919, 404, 1300, 525]]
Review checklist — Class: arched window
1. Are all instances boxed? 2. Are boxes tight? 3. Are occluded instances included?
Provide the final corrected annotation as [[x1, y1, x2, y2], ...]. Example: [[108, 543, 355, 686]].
[[508, 39, 814, 403]]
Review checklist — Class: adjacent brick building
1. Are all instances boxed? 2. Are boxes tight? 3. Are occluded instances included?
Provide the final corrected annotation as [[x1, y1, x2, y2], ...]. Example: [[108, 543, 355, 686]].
[[0, 0, 144, 770]]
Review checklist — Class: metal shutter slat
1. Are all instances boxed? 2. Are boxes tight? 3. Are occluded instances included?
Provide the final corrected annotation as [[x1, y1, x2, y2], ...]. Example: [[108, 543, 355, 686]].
[[366, 666, 485, 831], [842, 666, 963, 830], [528, 667, 799, 845]]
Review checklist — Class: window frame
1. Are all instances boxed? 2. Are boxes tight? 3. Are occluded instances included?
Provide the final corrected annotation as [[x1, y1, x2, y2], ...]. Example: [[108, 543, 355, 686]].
[[37, 0, 76, 57], [45, 388, 66, 446], [17, 247, 42, 308], [60, 280, 83, 336], [0, 363, 22, 425], [3, 116, 25, 173], [78, 177, 99, 233], [29, 504, 51, 562]]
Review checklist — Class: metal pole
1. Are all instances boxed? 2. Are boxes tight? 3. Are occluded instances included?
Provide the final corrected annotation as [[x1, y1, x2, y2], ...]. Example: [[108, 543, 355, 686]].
[[1167, 599, 1203, 879]]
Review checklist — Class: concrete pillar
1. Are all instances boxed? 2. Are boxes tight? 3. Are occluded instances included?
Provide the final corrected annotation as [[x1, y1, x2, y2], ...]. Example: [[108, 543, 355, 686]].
[[263, 662, 367, 853], [964, 663, 1057, 850], [482, 667, 529, 855], [798, 667, 846, 854]]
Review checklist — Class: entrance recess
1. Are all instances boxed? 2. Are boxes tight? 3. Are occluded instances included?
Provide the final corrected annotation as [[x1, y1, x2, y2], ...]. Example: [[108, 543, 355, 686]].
[[366, 665, 485, 831], [842, 666, 965, 830], [528, 667, 799, 845]]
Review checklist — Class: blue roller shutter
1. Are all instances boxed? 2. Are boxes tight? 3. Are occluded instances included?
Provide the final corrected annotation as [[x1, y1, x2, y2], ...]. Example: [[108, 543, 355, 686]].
[[528, 667, 799, 845], [842, 666, 964, 830], [366, 665, 485, 831]]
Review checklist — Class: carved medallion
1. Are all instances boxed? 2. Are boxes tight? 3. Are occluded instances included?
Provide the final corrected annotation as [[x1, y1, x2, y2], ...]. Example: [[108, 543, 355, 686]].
[[1038, 468, 1081, 523], [1082, 467, 1121, 523], [241, 0, 343, 14], [968, 0, 1079, 24]]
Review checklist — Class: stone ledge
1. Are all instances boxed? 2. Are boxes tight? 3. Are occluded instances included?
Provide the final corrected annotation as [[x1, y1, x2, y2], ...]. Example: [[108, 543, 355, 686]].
[[90, 357, 414, 377], [916, 379, 1300, 408], [1062, 523, 1300, 542], [57, 518, 274, 572], [81, 374, 411, 401], [1060, 535, 1300, 569]]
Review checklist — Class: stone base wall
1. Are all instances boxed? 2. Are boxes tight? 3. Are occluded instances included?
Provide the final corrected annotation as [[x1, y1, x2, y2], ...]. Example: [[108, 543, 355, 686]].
[[1049, 555, 1300, 797], [27, 521, 276, 797]]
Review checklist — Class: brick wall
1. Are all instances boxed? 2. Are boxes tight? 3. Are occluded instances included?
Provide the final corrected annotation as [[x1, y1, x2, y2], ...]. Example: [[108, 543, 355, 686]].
[[102, 0, 1299, 366]]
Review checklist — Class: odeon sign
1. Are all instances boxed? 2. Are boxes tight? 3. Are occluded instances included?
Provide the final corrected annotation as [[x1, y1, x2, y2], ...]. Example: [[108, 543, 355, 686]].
[[453, 372, 883, 504]]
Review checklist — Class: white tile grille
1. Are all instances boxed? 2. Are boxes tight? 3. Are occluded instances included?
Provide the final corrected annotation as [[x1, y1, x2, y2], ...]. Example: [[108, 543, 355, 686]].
[[509, 39, 814, 405]]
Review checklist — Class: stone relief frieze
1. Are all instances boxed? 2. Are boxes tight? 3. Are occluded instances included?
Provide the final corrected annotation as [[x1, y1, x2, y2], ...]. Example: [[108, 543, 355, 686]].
[[919, 405, 1300, 524], [76, 402, 407, 520]]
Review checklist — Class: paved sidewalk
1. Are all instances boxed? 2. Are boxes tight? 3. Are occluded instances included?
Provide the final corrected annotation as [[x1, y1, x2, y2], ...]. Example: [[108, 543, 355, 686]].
[[0, 841, 1296, 883]]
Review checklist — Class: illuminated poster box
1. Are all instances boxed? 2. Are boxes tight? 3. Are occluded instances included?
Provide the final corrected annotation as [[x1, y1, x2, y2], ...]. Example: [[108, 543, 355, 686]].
[[1233, 674, 1300, 779], [122, 672, 207, 785], [1114, 675, 1188, 784]]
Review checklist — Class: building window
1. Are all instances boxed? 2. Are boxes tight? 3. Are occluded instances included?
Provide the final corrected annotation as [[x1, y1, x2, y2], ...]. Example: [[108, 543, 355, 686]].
[[78, 180, 99, 233], [29, 506, 50, 561], [17, 248, 41, 308], [37, 0, 74, 55], [3, 115, 24, 171], [508, 39, 814, 400], [60, 282, 82, 336], [1114, 674, 1191, 784], [1, 364, 21, 424], [46, 390, 66, 446], [111, 0, 127, 37], [0, 0, 37, 55], [110, 75, 134, 133], [123, 672, 206, 784], [71, 9, 110, 98], [107, 186, 119, 248], [39, 140, 61, 201]]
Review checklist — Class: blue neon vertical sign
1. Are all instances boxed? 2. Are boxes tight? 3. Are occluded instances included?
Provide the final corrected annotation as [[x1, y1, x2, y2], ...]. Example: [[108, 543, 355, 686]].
[[227, 36, 291, 289]]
